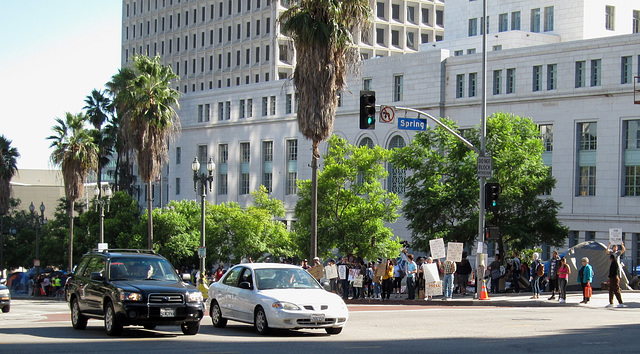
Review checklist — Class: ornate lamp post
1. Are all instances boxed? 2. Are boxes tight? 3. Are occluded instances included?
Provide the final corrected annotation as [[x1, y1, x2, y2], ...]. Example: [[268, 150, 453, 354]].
[[29, 202, 45, 278], [192, 157, 215, 278], [93, 184, 112, 245]]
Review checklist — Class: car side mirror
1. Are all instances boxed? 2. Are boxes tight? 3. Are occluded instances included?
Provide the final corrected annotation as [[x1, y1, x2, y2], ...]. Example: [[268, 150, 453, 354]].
[[90, 272, 104, 281], [239, 281, 252, 290]]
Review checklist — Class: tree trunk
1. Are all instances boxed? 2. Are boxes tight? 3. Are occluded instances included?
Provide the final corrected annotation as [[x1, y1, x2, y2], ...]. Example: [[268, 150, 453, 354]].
[[310, 140, 319, 260], [147, 180, 153, 250], [68, 201, 74, 272]]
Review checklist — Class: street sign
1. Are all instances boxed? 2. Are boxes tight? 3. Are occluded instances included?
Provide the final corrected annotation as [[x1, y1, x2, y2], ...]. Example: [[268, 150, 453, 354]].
[[477, 156, 492, 177], [398, 117, 427, 131], [379, 106, 395, 123], [198, 247, 206, 258]]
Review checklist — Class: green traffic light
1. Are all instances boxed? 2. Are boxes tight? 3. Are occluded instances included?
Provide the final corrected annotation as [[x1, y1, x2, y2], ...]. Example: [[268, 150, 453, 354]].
[[368, 116, 374, 124]]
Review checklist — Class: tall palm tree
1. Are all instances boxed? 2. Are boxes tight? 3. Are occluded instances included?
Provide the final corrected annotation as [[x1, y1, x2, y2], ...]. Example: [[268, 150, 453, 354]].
[[0, 135, 20, 273], [84, 89, 115, 198], [279, 0, 371, 258], [127, 54, 181, 249], [48, 113, 98, 272]]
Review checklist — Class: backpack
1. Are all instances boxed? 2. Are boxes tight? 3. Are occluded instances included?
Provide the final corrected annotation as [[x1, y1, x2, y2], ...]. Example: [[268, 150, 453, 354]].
[[536, 262, 545, 277]]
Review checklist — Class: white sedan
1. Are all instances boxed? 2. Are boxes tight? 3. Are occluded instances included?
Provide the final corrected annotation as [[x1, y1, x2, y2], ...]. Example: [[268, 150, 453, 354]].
[[208, 263, 348, 335]]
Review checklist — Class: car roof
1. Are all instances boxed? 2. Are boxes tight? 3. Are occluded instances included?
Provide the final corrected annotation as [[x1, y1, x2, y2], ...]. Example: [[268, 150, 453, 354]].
[[85, 250, 164, 259], [231, 263, 305, 270]]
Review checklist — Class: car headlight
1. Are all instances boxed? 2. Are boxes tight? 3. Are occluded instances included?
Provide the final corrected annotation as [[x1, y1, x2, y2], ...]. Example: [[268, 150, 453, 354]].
[[0, 289, 9, 300], [272, 301, 301, 311], [118, 289, 143, 301], [187, 291, 203, 303]]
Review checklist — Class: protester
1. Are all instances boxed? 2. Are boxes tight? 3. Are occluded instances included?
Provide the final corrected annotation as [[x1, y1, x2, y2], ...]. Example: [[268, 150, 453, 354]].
[[511, 252, 521, 293], [300, 259, 310, 270], [392, 258, 404, 298], [489, 254, 501, 294], [606, 254, 625, 308], [456, 251, 472, 296], [578, 257, 593, 304], [381, 259, 394, 301], [557, 257, 570, 303], [530, 252, 541, 299], [405, 254, 417, 300], [547, 251, 560, 300], [424, 257, 435, 301], [441, 259, 456, 301], [372, 258, 383, 299]]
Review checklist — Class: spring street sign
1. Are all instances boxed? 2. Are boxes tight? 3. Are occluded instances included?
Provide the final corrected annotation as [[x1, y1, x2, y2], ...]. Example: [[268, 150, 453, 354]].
[[398, 117, 427, 131]]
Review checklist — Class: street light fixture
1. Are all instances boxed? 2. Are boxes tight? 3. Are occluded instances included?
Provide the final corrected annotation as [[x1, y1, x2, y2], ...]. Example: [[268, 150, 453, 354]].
[[29, 202, 45, 278], [93, 184, 112, 245], [192, 157, 215, 278]]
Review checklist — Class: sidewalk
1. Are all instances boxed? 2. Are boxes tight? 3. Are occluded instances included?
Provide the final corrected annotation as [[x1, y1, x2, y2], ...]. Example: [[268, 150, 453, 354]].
[[344, 290, 640, 308]]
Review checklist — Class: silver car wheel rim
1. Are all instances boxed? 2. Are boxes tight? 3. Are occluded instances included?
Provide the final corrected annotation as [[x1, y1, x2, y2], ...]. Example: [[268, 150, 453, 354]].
[[256, 311, 266, 331], [105, 307, 113, 331], [213, 304, 221, 324], [72, 301, 79, 325]]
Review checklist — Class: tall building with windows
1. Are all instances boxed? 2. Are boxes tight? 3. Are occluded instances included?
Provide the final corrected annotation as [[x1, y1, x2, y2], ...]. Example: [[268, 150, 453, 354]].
[[122, 0, 640, 269]]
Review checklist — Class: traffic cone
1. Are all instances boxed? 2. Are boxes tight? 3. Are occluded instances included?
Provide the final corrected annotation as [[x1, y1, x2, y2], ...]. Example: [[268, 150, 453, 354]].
[[479, 280, 490, 300]]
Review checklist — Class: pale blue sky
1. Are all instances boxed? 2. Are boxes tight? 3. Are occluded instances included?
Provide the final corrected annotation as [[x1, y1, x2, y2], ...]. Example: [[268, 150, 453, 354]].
[[0, 1, 122, 170]]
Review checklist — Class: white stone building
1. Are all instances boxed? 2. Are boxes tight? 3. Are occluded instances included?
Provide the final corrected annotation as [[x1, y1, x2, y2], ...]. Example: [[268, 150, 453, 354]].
[[121, 0, 640, 270]]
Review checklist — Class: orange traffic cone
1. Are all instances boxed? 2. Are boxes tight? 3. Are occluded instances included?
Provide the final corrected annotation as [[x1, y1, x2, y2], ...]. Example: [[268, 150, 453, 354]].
[[479, 280, 490, 300]]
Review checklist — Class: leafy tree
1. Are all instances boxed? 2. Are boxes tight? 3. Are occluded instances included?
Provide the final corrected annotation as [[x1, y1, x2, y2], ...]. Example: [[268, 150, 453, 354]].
[[294, 135, 403, 260], [278, 0, 372, 259], [392, 112, 568, 257], [84, 89, 115, 200], [0, 135, 19, 272], [48, 112, 98, 271]]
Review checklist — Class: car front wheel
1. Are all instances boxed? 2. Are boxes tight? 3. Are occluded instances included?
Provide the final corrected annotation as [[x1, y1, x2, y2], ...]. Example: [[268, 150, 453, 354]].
[[70, 298, 87, 329], [181, 321, 200, 335], [325, 327, 343, 335], [210, 301, 227, 328], [104, 302, 123, 336], [254, 307, 270, 335], [2, 305, 10, 313]]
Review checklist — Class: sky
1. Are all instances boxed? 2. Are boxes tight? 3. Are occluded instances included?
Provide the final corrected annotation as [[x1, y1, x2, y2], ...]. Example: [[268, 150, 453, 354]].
[[0, 1, 122, 170]]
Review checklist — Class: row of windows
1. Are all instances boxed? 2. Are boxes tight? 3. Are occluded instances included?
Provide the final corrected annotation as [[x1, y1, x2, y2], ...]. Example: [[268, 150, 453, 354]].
[[455, 55, 640, 99], [197, 93, 299, 123], [468, 6, 554, 37], [376, 2, 443, 27], [125, 16, 271, 43], [125, 0, 273, 19]]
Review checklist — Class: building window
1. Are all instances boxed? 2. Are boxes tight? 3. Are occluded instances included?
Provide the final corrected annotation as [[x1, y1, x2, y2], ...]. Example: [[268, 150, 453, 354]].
[[547, 64, 557, 90], [262, 97, 268, 116], [634, 10, 639, 33], [376, 2, 385, 18], [218, 102, 224, 121], [575, 61, 586, 88], [422, 8, 429, 25], [391, 30, 399, 47], [391, 4, 399, 21], [621, 56, 633, 84], [456, 74, 465, 98], [393, 75, 403, 102], [239, 99, 246, 119], [498, 13, 508, 32], [532, 66, 542, 92], [591, 59, 601, 87], [531, 8, 540, 32], [511, 11, 521, 30], [578, 166, 597, 196], [240, 142, 250, 195], [469, 72, 477, 97], [286, 94, 293, 114], [286, 139, 298, 195], [406, 32, 415, 49], [407, 6, 415, 23], [247, 99, 253, 118], [387, 136, 406, 194], [585, 231, 596, 242], [468, 18, 478, 36], [493, 70, 502, 95], [262, 141, 273, 193], [175, 178, 181, 195], [270, 96, 276, 115], [436, 10, 443, 26], [579, 122, 598, 151], [624, 120, 640, 196], [605, 5, 615, 31], [176, 147, 182, 164], [454, 50, 463, 57], [506, 68, 516, 94], [225, 101, 231, 120], [218, 144, 228, 195], [376, 28, 384, 45], [540, 124, 553, 152], [544, 6, 554, 32], [363, 78, 372, 91]]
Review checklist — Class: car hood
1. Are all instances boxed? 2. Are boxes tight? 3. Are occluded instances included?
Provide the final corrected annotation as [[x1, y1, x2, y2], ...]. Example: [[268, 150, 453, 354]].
[[111, 280, 194, 293], [257, 288, 346, 307]]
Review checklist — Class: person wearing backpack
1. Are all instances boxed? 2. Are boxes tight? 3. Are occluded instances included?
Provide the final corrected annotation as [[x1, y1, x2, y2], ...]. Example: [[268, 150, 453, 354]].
[[529, 252, 542, 299]]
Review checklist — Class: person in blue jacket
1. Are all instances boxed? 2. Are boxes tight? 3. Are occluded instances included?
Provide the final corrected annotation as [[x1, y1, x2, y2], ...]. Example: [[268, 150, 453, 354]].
[[578, 257, 593, 304]]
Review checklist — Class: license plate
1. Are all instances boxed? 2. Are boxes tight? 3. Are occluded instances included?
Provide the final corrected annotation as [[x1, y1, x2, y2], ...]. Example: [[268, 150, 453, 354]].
[[160, 308, 176, 317], [310, 314, 325, 323]]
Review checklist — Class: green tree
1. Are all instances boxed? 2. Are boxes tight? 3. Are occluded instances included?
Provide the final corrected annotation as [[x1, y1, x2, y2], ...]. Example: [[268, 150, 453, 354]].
[[392, 112, 568, 256], [278, 0, 372, 259], [126, 55, 181, 250], [48, 112, 98, 271], [84, 89, 115, 199], [294, 135, 403, 260], [0, 135, 19, 272]]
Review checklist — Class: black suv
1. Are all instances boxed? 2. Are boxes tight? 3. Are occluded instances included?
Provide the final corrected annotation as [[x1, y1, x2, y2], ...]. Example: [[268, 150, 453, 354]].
[[65, 249, 204, 336]]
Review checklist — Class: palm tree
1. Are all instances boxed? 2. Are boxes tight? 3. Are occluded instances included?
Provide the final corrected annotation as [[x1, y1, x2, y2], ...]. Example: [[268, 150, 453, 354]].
[[48, 113, 98, 272], [127, 54, 181, 249], [0, 135, 20, 273], [279, 0, 372, 258], [84, 89, 115, 198]]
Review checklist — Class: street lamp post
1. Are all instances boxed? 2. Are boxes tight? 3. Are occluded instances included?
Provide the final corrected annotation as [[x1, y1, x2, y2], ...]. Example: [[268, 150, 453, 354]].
[[93, 184, 112, 245], [29, 202, 45, 278], [192, 157, 215, 278]]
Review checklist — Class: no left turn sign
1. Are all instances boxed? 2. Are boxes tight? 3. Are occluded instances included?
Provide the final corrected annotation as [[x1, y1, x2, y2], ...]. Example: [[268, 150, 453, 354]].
[[380, 106, 395, 123]]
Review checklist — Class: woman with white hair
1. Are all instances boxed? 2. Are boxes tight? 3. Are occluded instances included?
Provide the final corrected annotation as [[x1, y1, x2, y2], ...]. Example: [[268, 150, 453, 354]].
[[529, 252, 541, 299]]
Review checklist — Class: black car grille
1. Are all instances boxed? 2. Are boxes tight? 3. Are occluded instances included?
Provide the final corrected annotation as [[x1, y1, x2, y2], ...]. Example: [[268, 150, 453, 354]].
[[297, 318, 336, 325], [148, 293, 184, 304]]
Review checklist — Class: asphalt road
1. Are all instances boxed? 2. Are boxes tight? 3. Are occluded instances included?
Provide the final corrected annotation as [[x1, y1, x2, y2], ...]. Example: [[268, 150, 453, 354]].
[[1, 298, 638, 353]]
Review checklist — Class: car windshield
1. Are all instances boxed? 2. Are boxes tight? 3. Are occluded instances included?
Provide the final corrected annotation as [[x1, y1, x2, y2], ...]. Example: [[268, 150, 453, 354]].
[[254, 268, 322, 290], [109, 257, 180, 282]]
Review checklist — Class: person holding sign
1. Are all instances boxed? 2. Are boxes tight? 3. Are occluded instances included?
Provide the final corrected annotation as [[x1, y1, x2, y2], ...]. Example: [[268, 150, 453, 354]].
[[382, 259, 394, 301], [440, 259, 456, 300]]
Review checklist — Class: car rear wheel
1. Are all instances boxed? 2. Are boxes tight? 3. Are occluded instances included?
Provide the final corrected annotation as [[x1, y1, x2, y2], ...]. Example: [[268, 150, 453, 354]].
[[70, 298, 87, 329], [325, 327, 342, 335], [181, 321, 200, 335], [254, 307, 270, 335], [2, 305, 10, 313], [104, 302, 123, 336], [210, 301, 227, 328]]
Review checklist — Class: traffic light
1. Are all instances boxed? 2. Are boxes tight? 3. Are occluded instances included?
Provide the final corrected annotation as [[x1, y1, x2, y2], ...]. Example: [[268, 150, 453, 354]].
[[485, 182, 500, 211], [359, 90, 376, 129], [485, 226, 500, 240]]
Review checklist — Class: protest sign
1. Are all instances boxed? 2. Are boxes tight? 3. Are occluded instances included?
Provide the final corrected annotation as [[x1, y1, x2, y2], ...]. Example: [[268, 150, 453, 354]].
[[430, 238, 446, 259], [447, 242, 464, 262]]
